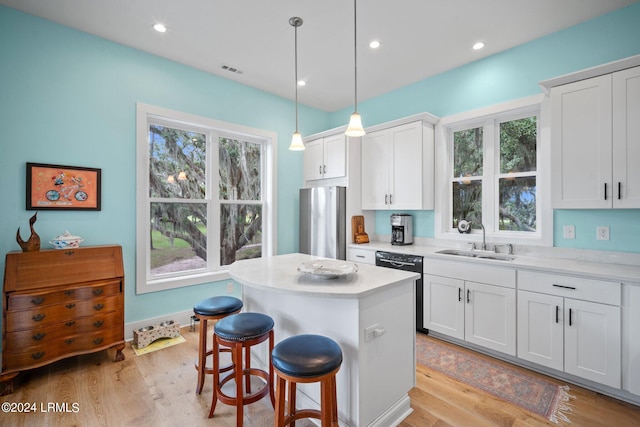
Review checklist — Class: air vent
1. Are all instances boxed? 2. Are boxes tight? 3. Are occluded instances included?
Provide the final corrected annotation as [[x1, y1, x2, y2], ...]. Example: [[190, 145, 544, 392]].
[[221, 65, 243, 75]]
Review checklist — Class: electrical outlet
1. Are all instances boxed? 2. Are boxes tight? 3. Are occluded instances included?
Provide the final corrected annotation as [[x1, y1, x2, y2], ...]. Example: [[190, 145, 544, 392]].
[[563, 225, 575, 239], [597, 226, 610, 241], [227, 282, 234, 293]]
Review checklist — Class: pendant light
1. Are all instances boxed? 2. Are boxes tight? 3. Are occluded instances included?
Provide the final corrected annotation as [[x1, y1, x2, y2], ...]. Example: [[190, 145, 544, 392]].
[[345, 0, 365, 137], [288, 17, 305, 151]]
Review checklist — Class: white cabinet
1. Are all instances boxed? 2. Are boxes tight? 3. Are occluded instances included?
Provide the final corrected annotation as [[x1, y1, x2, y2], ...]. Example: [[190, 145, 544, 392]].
[[303, 133, 346, 182], [347, 246, 375, 265], [424, 259, 516, 356], [361, 120, 434, 210], [550, 66, 640, 208], [517, 271, 621, 388]]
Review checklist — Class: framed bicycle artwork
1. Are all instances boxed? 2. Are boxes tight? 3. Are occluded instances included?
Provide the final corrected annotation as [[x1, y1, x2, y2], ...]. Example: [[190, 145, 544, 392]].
[[26, 162, 101, 210]]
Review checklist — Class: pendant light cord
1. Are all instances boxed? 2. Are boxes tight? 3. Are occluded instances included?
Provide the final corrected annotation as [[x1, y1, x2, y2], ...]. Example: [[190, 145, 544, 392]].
[[353, 0, 358, 114], [294, 21, 299, 132]]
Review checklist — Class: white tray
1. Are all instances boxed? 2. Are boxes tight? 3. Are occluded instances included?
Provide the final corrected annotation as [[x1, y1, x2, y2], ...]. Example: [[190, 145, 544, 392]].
[[297, 260, 359, 279]]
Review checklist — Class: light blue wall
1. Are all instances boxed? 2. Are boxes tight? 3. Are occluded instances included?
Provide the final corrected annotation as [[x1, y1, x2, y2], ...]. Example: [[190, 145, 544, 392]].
[[0, 6, 329, 324], [329, 3, 640, 252], [2, 3, 640, 330]]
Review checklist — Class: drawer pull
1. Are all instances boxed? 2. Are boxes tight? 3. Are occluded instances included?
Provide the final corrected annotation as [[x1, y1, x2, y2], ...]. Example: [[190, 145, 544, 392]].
[[64, 290, 75, 296], [93, 303, 105, 311], [466, 289, 471, 304], [555, 306, 559, 324], [64, 250, 75, 256], [31, 352, 45, 360], [458, 288, 462, 302], [65, 303, 76, 309], [355, 255, 365, 258], [93, 337, 104, 345], [65, 338, 75, 345], [31, 296, 45, 305], [552, 284, 576, 290], [32, 314, 45, 322], [32, 332, 46, 341], [93, 289, 104, 296], [93, 320, 104, 328], [65, 321, 76, 327]]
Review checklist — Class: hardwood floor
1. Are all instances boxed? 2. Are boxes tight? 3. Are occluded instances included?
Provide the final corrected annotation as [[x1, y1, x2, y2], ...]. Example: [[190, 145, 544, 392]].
[[2, 326, 639, 426]]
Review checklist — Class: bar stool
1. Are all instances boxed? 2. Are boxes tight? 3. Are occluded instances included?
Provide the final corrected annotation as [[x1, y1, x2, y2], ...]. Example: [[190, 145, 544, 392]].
[[209, 312, 275, 426], [193, 296, 243, 394], [271, 334, 343, 427]]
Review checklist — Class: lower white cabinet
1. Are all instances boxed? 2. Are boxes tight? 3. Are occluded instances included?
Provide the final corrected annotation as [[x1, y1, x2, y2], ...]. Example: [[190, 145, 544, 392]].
[[425, 273, 516, 356], [517, 271, 621, 388]]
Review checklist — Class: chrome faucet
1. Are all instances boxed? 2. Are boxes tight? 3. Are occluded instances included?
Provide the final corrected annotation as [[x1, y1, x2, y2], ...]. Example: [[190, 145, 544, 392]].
[[478, 222, 487, 250]]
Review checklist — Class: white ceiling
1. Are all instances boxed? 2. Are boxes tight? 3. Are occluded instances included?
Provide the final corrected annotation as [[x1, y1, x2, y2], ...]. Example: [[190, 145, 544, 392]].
[[1, 0, 637, 112]]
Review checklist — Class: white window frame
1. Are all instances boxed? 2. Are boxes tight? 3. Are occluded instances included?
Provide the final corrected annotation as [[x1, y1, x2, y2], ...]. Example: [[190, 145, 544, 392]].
[[135, 103, 277, 294], [434, 94, 552, 247]]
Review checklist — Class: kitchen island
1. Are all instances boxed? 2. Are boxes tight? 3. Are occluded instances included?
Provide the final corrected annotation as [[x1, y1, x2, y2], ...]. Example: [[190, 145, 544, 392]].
[[229, 253, 419, 427]]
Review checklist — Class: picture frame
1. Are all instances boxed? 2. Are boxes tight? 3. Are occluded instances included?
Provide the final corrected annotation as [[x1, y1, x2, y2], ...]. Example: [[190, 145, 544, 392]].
[[26, 162, 102, 210]]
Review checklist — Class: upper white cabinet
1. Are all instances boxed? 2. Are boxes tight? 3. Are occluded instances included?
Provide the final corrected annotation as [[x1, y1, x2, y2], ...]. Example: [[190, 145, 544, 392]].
[[361, 119, 435, 210], [303, 133, 346, 182], [550, 65, 640, 208]]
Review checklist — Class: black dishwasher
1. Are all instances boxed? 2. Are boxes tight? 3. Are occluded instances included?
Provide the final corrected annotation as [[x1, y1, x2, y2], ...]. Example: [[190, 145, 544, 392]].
[[375, 251, 426, 333]]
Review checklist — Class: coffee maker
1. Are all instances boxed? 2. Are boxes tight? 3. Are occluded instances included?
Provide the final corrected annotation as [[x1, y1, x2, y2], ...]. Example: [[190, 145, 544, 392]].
[[390, 213, 413, 245]]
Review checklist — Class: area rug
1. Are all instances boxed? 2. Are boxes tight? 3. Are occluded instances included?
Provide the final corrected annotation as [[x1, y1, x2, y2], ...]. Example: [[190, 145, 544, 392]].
[[132, 335, 186, 356], [416, 334, 574, 424]]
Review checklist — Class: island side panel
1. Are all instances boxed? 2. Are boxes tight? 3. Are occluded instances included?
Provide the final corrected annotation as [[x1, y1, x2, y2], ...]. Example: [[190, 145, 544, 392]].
[[359, 279, 416, 426], [242, 286, 360, 426]]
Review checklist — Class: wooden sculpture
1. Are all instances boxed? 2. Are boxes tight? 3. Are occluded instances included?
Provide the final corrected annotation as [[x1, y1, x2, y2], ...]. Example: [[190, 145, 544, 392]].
[[16, 212, 41, 252]]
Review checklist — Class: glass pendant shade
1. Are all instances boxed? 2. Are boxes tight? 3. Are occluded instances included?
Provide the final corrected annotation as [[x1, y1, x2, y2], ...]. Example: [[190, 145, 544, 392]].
[[345, 112, 365, 137], [289, 131, 305, 150]]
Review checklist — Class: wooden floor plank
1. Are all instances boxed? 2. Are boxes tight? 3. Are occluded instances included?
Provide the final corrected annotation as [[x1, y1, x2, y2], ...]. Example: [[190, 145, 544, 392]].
[[1, 328, 639, 426]]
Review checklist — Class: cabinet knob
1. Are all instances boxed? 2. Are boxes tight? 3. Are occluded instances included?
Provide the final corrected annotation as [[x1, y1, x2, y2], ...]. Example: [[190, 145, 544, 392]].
[[31, 332, 46, 341], [31, 352, 45, 360], [64, 290, 75, 296], [93, 337, 104, 345], [65, 303, 76, 309], [64, 338, 75, 345], [65, 321, 76, 327], [93, 289, 104, 296], [93, 320, 104, 328], [93, 303, 105, 311], [32, 313, 45, 322], [31, 296, 45, 305]]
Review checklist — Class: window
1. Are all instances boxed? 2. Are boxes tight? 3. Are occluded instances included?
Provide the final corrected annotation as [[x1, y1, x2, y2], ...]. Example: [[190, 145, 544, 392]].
[[136, 104, 276, 294], [437, 96, 548, 246]]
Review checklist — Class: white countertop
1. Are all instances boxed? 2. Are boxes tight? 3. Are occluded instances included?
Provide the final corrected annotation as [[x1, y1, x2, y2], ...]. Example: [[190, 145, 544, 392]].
[[350, 242, 640, 283], [229, 253, 419, 298]]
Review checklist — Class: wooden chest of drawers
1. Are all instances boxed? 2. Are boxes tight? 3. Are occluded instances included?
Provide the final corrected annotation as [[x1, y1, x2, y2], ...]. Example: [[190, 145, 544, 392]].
[[1, 245, 125, 394]]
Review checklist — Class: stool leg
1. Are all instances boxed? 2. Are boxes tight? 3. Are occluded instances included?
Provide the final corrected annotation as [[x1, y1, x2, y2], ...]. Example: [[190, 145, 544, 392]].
[[268, 330, 275, 408], [244, 344, 252, 394], [274, 374, 287, 427], [288, 382, 297, 427], [208, 336, 220, 418], [196, 317, 208, 394], [321, 378, 331, 426], [330, 375, 338, 426], [234, 341, 244, 427]]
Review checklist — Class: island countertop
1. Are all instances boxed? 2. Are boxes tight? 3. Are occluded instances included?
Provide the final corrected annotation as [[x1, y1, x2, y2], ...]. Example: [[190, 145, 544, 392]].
[[228, 252, 419, 298]]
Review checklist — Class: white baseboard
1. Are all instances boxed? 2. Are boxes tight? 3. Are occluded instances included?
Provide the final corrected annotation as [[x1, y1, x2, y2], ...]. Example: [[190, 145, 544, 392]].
[[125, 309, 195, 341]]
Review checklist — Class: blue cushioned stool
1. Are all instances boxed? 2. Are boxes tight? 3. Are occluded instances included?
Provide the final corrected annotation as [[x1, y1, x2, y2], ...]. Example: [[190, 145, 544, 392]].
[[271, 334, 342, 427], [193, 296, 243, 394], [209, 312, 275, 426]]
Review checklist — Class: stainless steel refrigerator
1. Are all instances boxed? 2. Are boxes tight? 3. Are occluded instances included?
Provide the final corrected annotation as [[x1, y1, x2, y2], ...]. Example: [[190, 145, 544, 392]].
[[299, 186, 347, 260]]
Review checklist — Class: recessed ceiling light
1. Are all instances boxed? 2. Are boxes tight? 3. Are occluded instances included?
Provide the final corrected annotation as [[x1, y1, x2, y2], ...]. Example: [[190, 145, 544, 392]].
[[369, 40, 381, 49], [153, 23, 167, 33], [297, 80, 306, 87], [473, 41, 485, 50]]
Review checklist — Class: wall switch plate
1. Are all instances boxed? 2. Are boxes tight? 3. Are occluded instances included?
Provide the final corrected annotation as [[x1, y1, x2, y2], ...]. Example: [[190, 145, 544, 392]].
[[563, 225, 575, 239], [227, 282, 234, 293], [597, 226, 610, 241]]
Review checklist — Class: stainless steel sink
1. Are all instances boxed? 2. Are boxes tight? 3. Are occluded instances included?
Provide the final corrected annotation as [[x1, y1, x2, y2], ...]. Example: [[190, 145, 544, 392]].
[[436, 249, 515, 261]]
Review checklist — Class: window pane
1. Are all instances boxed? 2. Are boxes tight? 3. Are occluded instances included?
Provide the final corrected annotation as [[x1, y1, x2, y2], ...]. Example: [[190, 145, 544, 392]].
[[500, 117, 537, 174], [453, 127, 483, 177], [220, 204, 262, 266], [499, 177, 536, 231], [149, 125, 206, 199], [452, 180, 482, 228], [219, 138, 262, 201], [150, 202, 207, 275]]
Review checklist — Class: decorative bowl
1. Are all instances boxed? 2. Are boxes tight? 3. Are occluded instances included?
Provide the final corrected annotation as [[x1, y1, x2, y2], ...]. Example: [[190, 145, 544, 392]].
[[297, 260, 359, 279], [50, 231, 84, 250]]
